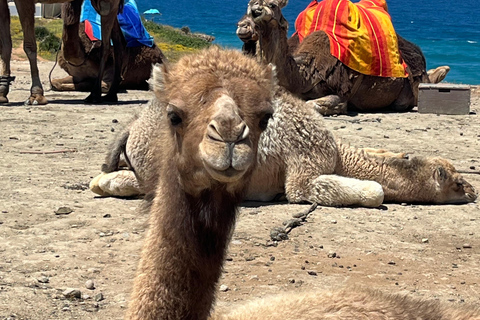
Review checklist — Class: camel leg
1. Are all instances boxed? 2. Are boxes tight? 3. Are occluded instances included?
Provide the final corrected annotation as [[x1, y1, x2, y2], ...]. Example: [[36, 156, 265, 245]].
[[285, 173, 384, 207], [13, 0, 48, 105], [50, 75, 110, 92], [361, 148, 408, 159], [306, 95, 348, 116], [89, 171, 142, 197], [427, 66, 450, 84], [85, 0, 118, 103], [0, 0, 13, 104], [102, 18, 124, 102]]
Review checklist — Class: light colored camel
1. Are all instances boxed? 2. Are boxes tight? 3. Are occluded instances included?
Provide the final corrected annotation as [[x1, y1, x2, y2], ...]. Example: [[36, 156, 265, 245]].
[[236, 0, 450, 114], [125, 47, 480, 320], [50, 0, 166, 92], [0, 0, 122, 105], [90, 76, 477, 207]]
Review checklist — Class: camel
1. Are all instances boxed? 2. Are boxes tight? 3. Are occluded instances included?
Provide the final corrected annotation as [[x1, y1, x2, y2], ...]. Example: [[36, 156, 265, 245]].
[[125, 47, 480, 319], [0, 0, 122, 105], [50, 0, 166, 92], [236, 0, 450, 114], [90, 67, 477, 207]]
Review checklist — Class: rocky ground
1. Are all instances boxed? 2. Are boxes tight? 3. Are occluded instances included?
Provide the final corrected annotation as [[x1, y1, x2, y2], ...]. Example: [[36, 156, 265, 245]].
[[1, 60, 479, 319]]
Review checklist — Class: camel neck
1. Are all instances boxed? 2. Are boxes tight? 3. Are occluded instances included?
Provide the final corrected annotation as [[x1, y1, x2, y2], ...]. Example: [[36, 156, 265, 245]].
[[257, 27, 307, 95], [128, 163, 241, 320]]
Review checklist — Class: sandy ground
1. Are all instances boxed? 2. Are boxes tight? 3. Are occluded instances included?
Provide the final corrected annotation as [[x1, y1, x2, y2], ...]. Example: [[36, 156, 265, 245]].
[[1, 60, 479, 319]]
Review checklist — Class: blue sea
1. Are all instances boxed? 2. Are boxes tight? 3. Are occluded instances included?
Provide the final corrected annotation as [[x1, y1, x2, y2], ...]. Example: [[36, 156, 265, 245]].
[[137, 0, 480, 84]]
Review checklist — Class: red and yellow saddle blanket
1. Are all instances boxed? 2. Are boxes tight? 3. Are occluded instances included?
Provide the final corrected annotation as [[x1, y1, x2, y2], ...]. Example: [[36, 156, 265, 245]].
[[294, 0, 407, 77]]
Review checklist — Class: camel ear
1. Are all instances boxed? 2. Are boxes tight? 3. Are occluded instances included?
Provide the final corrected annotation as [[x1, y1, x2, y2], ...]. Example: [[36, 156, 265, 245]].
[[150, 63, 170, 98], [434, 166, 448, 183], [278, 0, 288, 9]]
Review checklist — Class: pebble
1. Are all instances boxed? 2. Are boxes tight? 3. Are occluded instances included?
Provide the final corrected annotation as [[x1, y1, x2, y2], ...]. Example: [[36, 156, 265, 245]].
[[219, 285, 229, 292], [37, 276, 49, 284], [95, 293, 105, 302], [85, 280, 95, 290], [422, 238, 429, 243], [55, 207, 74, 215], [327, 251, 337, 258], [307, 271, 317, 276], [63, 288, 82, 299], [462, 243, 472, 249], [270, 227, 288, 241]]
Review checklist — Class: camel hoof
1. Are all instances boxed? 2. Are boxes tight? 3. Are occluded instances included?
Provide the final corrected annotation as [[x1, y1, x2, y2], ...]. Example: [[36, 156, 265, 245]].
[[307, 95, 348, 116], [90, 173, 109, 196], [0, 96, 9, 105], [84, 93, 102, 104], [427, 66, 450, 84], [24, 95, 48, 106], [102, 93, 119, 103]]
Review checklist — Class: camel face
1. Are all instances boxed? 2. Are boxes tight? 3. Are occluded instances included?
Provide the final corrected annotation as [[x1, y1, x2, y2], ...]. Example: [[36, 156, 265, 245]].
[[236, 15, 258, 42], [431, 158, 478, 204], [248, 0, 288, 27], [154, 48, 275, 190]]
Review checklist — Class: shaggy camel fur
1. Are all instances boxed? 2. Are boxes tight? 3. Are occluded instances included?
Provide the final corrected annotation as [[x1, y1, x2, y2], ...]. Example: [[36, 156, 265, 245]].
[[90, 79, 477, 207], [51, 1, 166, 92], [236, 0, 450, 114], [125, 48, 480, 320], [0, 0, 123, 105]]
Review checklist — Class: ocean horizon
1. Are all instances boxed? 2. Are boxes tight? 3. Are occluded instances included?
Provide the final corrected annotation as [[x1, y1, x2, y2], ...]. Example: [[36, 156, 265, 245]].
[[137, 0, 480, 85]]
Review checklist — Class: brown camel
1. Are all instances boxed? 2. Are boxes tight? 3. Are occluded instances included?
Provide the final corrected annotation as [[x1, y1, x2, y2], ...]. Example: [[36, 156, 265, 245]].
[[0, 0, 123, 105], [51, 0, 166, 92], [236, 0, 450, 114], [125, 48, 480, 320]]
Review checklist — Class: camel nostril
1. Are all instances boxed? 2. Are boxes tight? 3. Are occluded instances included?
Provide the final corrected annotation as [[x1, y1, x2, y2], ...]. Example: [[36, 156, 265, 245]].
[[207, 122, 224, 142], [237, 123, 249, 142]]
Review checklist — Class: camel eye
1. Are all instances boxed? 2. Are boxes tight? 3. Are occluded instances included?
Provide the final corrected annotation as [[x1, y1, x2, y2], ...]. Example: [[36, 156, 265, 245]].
[[456, 182, 464, 189], [259, 112, 273, 131], [269, 2, 277, 8], [168, 111, 182, 126]]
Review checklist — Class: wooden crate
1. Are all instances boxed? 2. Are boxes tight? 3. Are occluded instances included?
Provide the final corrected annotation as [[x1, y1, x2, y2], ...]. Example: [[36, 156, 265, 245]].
[[418, 83, 470, 115]]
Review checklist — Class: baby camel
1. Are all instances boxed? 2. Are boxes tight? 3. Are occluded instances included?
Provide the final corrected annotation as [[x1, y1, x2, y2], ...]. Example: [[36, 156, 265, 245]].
[[125, 47, 480, 319], [90, 65, 476, 207]]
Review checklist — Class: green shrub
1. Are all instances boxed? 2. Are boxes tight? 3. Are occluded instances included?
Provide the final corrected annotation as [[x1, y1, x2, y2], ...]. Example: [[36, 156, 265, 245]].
[[143, 20, 211, 50], [35, 26, 50, 41], [39, 34, 61, 53]]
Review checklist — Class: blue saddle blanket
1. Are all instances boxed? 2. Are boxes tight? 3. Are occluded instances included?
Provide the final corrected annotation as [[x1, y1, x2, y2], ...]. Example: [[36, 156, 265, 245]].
[[81, 0, 155, 48]]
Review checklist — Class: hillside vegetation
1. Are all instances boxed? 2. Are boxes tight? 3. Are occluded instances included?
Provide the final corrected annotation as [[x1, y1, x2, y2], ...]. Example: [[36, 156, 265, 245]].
[[9, 16, 212, 62]]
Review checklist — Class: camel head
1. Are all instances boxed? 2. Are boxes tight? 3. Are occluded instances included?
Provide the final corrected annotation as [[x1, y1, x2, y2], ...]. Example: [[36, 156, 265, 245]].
[[237, 14, 259, 43], [429, 158, 478, 204], [247, 0, 289, 31], [151, 47, 275, 195]]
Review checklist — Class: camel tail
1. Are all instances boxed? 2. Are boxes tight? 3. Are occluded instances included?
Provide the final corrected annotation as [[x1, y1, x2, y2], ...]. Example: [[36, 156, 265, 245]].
[[101, 130, 130, 173]]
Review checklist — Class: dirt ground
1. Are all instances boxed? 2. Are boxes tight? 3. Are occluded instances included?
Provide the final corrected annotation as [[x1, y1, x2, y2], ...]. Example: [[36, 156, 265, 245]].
[[1, 60, 479, 320]]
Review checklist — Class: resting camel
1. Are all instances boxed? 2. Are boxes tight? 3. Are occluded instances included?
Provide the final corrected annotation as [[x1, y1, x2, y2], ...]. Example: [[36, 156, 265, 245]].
[[50, 0, 166, 92], [236, 0, 450, 114], [0, 0, 122, 105], [90, 61, 477, 207], [125, 47, 480, 319]]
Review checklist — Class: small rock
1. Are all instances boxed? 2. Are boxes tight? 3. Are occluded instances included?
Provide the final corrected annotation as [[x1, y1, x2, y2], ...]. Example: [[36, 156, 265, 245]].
[[85, 280, 95, 290], [462, 244, 472, 249], [219, 285, 229, 292], [63, 288, 82, 299], [388, 261, 396, 265], [103, 214, 111, 218], [95, 293, 104, 302], [422, 238, 429, 243], [55, 207, 74, 215], [331, 220, 337, 224], [327, 251, 337, 258], [307, 271, 317, 276], [112, 119, 118, 123], [37, 276, 49, 284]]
